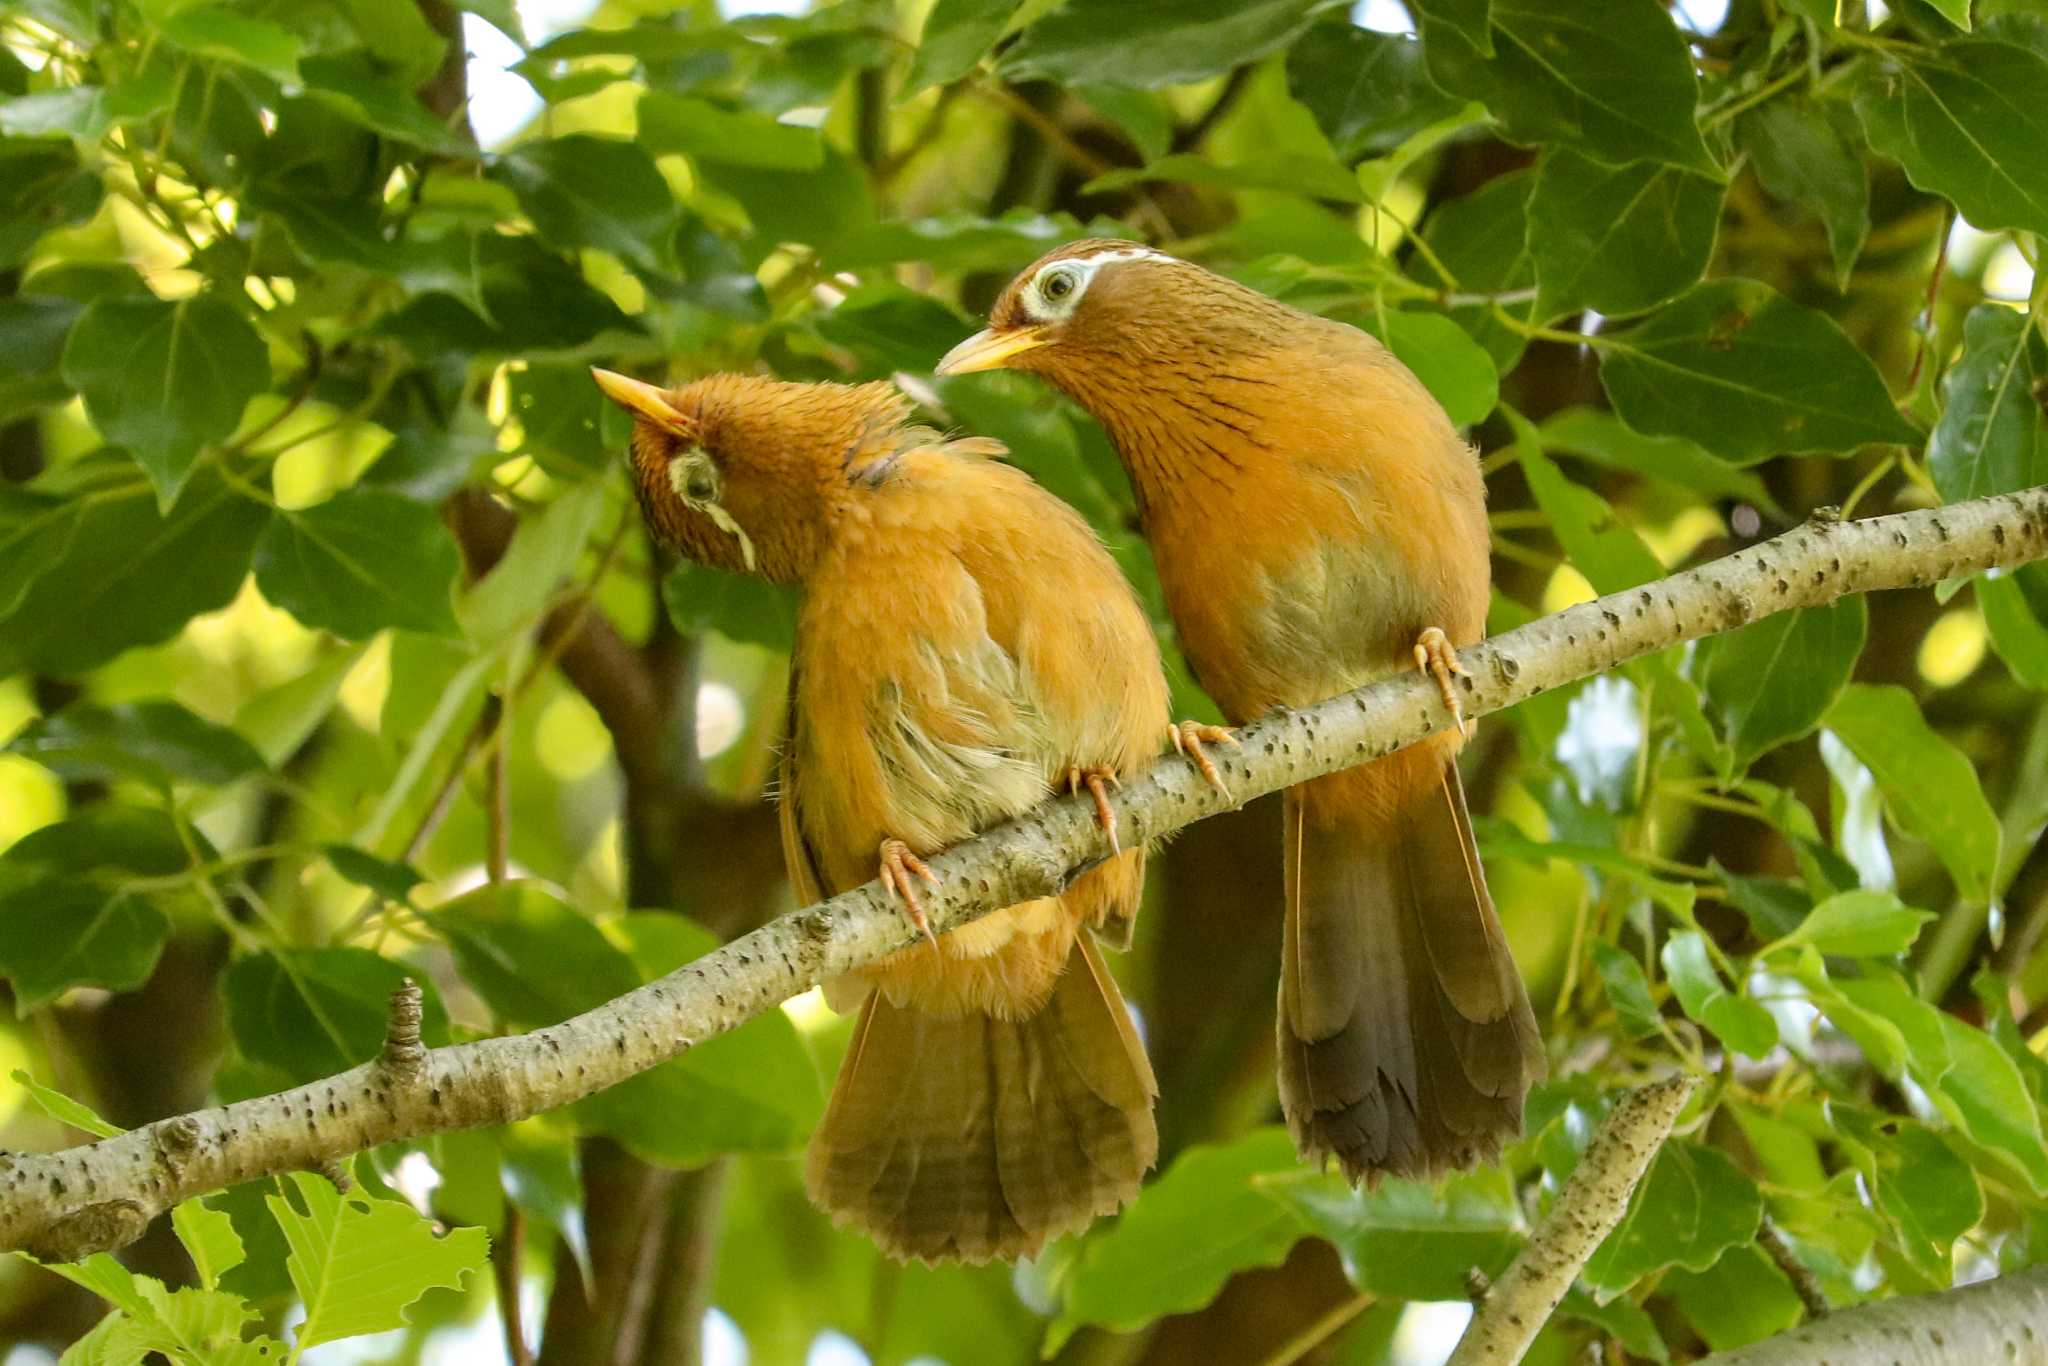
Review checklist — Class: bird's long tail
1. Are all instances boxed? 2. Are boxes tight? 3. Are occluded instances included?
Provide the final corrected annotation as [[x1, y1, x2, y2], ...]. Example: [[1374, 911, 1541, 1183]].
[[1276, 746, 1544, 1183], [805, 934, 1158, 1263]]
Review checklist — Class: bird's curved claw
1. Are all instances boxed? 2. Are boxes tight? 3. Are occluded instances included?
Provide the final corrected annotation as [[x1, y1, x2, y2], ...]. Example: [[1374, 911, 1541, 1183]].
[[1170, 719, 1239, 802], [1065, 764, 1122, 854], [1414, 626, 1475, 739], [877, 838, 941, 955]]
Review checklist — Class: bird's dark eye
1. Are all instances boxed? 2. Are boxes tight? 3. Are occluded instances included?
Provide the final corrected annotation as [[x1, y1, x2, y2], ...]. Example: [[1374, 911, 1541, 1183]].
[[1040, 268, 1078, 302], [685, 467, 718, 502]]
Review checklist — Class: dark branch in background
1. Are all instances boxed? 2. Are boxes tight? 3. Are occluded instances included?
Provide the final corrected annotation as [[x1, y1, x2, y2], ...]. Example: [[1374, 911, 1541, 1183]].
[[1, 488, 2043, 1263]]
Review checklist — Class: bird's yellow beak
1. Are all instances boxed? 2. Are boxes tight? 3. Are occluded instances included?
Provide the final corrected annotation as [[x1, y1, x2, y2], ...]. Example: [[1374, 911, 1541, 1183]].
[[935, 326, 1049, 376], [591, 368, 690, 435]]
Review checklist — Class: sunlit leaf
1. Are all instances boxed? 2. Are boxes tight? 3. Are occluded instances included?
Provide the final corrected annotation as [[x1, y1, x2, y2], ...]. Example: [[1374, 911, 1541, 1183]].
[[1823, 684, 2000, 903], [1582, 1141, 1764, 1295], [267, 1172, 489, 1349]]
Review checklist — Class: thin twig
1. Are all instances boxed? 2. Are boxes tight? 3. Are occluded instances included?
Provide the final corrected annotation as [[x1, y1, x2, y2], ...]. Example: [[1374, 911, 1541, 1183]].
[[1756, 1218, 1829, 1321], [1447, 1077, 1697, 1366]]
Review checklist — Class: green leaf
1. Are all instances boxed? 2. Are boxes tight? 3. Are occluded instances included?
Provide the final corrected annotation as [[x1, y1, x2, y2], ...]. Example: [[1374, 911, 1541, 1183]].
[[224, 949, 450, 1084], [1823, 684, 2000, 903], [60, 293, 270, 507], [0, 142, 102, 267], [1855, 38, 2048, 240], [695, 146, 873, 259], [0, 68, 177, 140], [1419, 167, 1536, 372], [492, 135, 676, 274], [1698, 597, 1867, 779], [636, 92, 824, 170], [1286, 23, 1464, 160], [1582, 1141, 1764, 1295], [1737, 96, 1869, 290], [1591, 938, 1664, 1040], [1539, 407, 1781, 512], [1981, 570, 2048, 689], [11, 1068, 123, 1136], [0, 295, 83, 425], [1599, 279, 1919, 463], [1358, 309, 1498, 427], [337, 0, 449, 87], [504, 361, 614, 477], [160, 6, 303, 82], [1086, 152, 1365, 205], [459, 480, 607, 643], [300, 53, 477, 157], [249, 184, 398, 271], [1558, 1287, 1668, 1363], [432, 882, 640, 1027], [0, 881, 167, 1013], [1422, 0, 1716, 173], [1931, 1013, 2048, 1193], [1518, 444, 1662, 592], [575, 913, 821, 1165], [814, 281, 980, 373], [234, 643, 367, 767], [1270, 1167, 1522, 1299], [1001, 0, 1327, 90], [1876, 1123, 1982, 1262], [905, 0, 1023, 93], [322, 845, 424, 903], [1662, 1243, 1804, 1351], [1410, 0, 1492, 55], [662, 560, 798, 652], [172, 1198, 247, 1292], [0, 487, 83, 622], [1527, 148, 1724, 319], [1048, 1128, 1306, 1353], [1928, 302, 2048, 504], [254, 489, 461, 639], [7, 700, 267, 788], [266, 1172, 488, 1349], [827, 210, 1082, 275], [1774, 889, 1933, 958], [1662, 931, 1778, 1059]]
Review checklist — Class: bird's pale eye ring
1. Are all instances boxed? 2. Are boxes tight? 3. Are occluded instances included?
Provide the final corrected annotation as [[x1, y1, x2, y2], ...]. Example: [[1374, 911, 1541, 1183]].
[[669, 448, 721, 506], [1039, 265, 1080, 303]]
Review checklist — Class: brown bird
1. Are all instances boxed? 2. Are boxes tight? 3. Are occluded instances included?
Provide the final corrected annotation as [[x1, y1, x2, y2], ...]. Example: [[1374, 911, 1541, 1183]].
[[594, 368, 1168, 1261], [938, 241, 1544, 1184]]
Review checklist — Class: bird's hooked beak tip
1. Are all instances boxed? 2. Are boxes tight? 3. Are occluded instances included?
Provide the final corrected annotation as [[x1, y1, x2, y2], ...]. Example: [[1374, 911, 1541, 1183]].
[[935, 326, 1048, 377], [590, 367, 690, 435]]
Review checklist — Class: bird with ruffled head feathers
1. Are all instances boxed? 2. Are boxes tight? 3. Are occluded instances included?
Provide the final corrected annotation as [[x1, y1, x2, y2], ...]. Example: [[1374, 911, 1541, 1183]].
[[593, 365, 1172, 1264]]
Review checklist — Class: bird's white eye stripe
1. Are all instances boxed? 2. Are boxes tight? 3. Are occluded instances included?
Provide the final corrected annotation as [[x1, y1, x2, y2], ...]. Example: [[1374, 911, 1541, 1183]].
[[1024, 248, 1174, 321]]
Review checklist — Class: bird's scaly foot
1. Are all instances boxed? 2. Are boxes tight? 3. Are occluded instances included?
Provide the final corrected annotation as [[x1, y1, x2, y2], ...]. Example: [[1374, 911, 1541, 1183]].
[[1170, 719, 1239, 801], [877, 838, 941, 954], [1413, 626, 1475, 739], [1065, 764, 1123, 854]]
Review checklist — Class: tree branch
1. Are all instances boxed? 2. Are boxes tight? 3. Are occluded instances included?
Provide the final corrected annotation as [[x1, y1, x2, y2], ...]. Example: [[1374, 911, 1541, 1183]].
[[1447, 1077, 1695, 1366], [1698, 1264, 2048, 1364], [3, 488, 2044, 1261]]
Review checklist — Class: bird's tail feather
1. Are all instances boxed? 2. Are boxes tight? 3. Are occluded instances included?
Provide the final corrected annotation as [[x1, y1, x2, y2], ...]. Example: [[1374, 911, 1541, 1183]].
[[1277, 753, 1543, 1183], [805, 935, 1157, 1262]]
